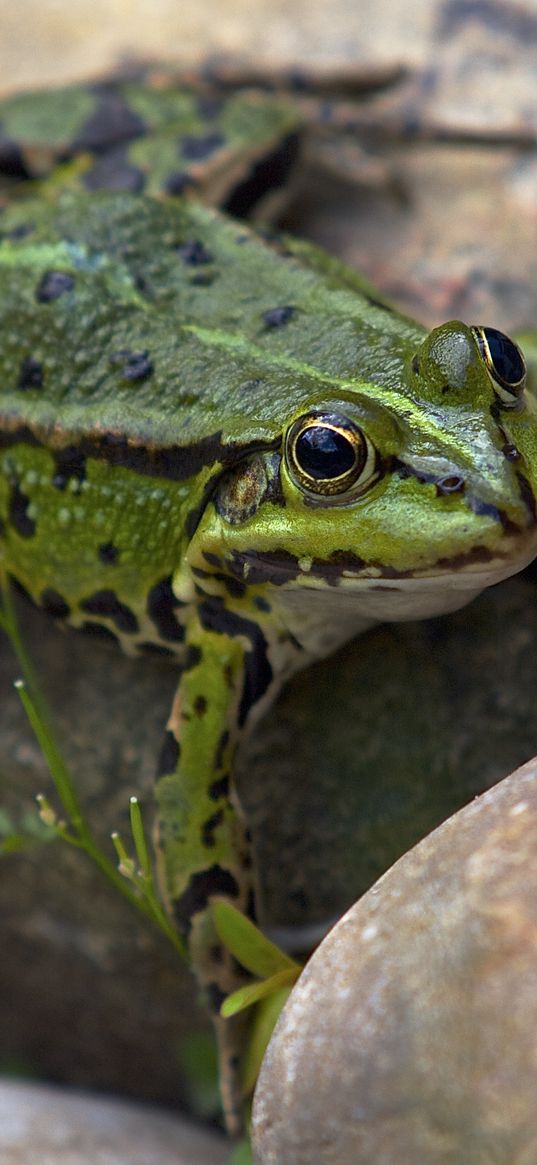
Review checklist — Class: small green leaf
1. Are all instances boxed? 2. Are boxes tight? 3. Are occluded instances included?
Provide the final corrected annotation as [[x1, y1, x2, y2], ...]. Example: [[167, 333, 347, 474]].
[[221, 967, 298, 1018], [212, 900, 300, 978], [228, 1138, 253, 1165], [241, 985, 293, 1096]]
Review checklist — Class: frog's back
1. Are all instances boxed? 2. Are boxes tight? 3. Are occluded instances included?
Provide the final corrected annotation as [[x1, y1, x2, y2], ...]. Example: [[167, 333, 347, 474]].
[[0, 189, 424, 459]]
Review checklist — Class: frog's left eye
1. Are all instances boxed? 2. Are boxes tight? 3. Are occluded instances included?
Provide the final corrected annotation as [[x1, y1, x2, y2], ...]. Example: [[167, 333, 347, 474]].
[[285, 412, 377, 500], [472, 326, 526, 406]]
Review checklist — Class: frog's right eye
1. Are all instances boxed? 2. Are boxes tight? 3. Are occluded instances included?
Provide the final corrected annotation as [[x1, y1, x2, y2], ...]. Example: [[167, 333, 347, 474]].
[[285, 412, 377, 501], [472, 326, 526, 406]]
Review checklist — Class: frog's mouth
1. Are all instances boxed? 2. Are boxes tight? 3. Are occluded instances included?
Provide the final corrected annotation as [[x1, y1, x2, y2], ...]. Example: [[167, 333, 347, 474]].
[[228, 526, 537, 623]]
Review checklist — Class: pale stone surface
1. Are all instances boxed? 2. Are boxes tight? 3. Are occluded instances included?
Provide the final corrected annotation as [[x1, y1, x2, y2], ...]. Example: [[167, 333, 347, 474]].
[[0, 0, 430, 92], [253, 759, 537, 1164], [0, 1079, 229, 1165]]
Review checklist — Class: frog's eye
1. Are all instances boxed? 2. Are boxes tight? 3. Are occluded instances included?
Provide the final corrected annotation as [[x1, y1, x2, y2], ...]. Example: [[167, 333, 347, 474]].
[[285, 412, 377, 500], [471, 326, 526, 406]]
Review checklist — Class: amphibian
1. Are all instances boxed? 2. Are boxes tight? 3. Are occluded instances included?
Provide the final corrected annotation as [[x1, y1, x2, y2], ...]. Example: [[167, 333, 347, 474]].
[[1, 74, 537, 1132]]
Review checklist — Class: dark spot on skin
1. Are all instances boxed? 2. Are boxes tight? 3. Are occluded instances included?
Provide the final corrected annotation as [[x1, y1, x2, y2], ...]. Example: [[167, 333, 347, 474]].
[[502, 443, 520, 461], [17, 357, 43, 390], [98, 541, 119, 565], [0, 516, 5, 536], [490, 399, 502, 423], [466, 495, 517, 532], [231, 546, 390, 586], [109, 349, 153, 381], [81, 589, 139, 634], [190, 272, 216, 288], [156, 729, 180, 778], [436, 545, 497, 571], [238, 378, 264, 394], [137, 641, 175, 657], [72, 89, 147, 152], [147, 576, 185, 643], [8, 481, 35, 537], [184, 644, 202, 670], [180, 131, 225, 161], [194, 695, 207, 717], [198, 599, 273, 725], [192, 565, 246, 600], [214, 730, 230, 771], [174, 865, 240, 937], [411, 355, 420, 375], [516, 471, 537, 522], [163, 171, 197, 196], [134, 273, 152, 297], [201, 809, 224, 848], [4, 222, 34, 240], [176, 239, 213, 265], [40, 588, 70, 618], [262, 305, 295, 329], [52, 447, 86, 491], [196, 94, 224, 119], [0, 130, 29, 178], [0, 425, 279, 488], [218, 573, 246, 599], [209, 773, 230, 801], [223, 132, 301, 218], [35, 271, 75, 302], [80, 621, 119, 646], [202, 551, 223, 569], [82, 147, 146, 194], [253, 595, 271, 612], [228, 547, 302, 586]]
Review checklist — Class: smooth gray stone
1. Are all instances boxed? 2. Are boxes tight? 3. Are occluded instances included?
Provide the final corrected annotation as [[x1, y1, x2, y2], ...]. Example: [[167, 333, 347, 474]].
[[253, 758, 537, 1164], [0, 1079, 229, 1165]]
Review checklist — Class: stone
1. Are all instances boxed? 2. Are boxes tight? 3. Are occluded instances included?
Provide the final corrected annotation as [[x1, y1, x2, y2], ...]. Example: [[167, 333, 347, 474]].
[[0, 1078, 229, 1165], [253, 758, 537, 1164]]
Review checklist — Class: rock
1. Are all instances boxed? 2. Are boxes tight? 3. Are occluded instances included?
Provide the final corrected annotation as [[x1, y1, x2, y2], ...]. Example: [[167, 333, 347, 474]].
[[253, 758, 537, 1164], [0, 1078, 229, 1165]]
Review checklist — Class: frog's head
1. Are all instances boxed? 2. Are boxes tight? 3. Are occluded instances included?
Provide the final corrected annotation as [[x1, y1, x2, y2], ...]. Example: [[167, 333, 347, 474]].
[[190, 321, 537, 627]]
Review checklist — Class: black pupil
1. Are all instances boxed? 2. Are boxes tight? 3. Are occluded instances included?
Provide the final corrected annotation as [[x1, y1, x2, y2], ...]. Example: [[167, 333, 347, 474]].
[[296, 425, 356, 480], [483, 327, 525, 387]]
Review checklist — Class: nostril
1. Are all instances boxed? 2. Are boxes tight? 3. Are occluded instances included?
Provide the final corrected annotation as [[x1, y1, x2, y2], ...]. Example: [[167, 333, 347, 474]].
[[436, 474, 465, 496]]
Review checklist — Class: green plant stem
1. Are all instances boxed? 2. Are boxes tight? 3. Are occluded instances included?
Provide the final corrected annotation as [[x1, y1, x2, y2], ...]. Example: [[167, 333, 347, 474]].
[[1, 579, 184, 958]]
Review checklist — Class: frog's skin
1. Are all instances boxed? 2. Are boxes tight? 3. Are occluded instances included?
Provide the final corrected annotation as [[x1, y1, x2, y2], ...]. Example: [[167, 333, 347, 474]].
[[2, 78, 537, 1133], [0, 75, 303, 214]]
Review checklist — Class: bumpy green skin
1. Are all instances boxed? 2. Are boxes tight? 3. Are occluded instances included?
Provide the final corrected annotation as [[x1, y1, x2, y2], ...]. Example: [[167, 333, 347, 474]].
[[2, 79, 537, 1131]]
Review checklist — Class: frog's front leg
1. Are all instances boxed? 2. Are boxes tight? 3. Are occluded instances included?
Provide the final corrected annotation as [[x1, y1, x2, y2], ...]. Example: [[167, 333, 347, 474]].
[[154, 602, 265, 1135]]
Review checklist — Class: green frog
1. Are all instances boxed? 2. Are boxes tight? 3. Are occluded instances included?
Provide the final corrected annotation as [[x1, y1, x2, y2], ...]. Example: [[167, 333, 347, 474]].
[[1, 75, 537, 1133]]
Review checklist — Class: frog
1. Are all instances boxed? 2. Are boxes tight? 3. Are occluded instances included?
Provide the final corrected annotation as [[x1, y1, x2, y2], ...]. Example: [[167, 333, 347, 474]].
[[1, 74, 537, 1135]]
